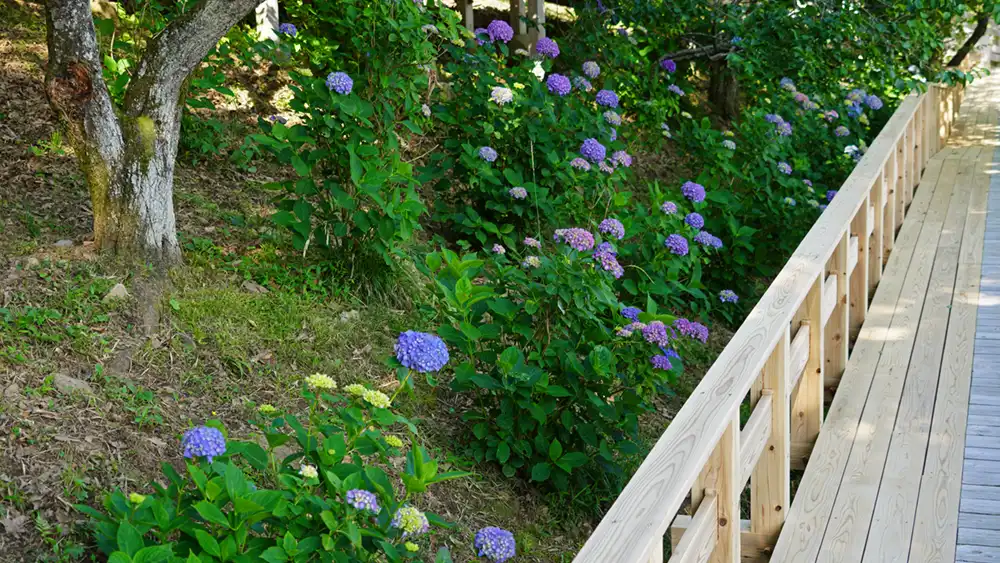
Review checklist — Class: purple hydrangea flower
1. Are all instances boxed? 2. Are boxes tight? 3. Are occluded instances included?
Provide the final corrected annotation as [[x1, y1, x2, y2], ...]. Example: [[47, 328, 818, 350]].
[[848, 88, 867, 102], [490, 87, 514, 105], [642, 321, 671, 346], [665, 234, 689, 256], [824, 110, 839, 122], [784, 197, 797, 206], [522, 256, 541, 268], [599, 160, 614, 174], [834, 125, 849, 137], [777, 162, 792, 175], [535, 37, 560, 58], [593, 242, 624, 278], [794, 92, 809, 104], [674, 318, 709, 343], [651, 354, 673, 370], [479, 146, 498, 162], [765, 113, 784, 124], [596, 89, 619, 108], [326, 72, 353, 95], [621, 307, 642, 321], [865, 94, 883, 110], [681, 181, 706, 203], [395, 331, 449, 373], [661, 58, 677, 73], [474, 527, 516, 563], [599, 218, 625, 239], [570, 157, 591, 171], [603, 111, 622, 126], [269, 115, 288, 125], [582, 61, 600, 78], [554, 227, 595, 251], [492, 244, 506, 255], [487, 20, 514, 43], [685, 212, 704, 229], [509, 187, 527, 199], [661, 201, 678, 214], [668, 84, 685, 96], [278, 23, 297, 36], [346, 489, 380, 514], [182, 426, 226, 463], [804, 179, 813, 187], [611, 150, 632, 168], [827, 190, 838, 202], [846, 102, 863, 118], [776, 121, 793, 136], [474, 28, 490, 45], [693, 231, 723, 249], [719, 289, 738, 303], [573, 76, 593, 91], [779, 77, 796, 91], [523, 237, 541, 248], [546, 73, 572, 96], [580, 138, 607, 162], [609, 127, 617, 142]]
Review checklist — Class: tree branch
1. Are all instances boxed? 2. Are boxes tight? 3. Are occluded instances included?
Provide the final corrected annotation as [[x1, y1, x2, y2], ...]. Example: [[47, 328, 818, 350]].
[[947, 12, 990, 68], [663, 42, 738, 62]]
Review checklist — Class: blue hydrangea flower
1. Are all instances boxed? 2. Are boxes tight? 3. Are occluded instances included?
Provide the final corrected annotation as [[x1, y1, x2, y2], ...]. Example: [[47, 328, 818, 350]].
[[661, 201, 678, 214], [492, 244, 505, 254], [546, 73, 572, 96], [777, 162, 792, 175], [474, 527, 516, 563], [784, 197, 797, 206], [487, 20, 514, 43], [182, 426, 226, 463], [776, 121, 792, 136], [611, 150, 632, 168], [346, 489, 380, 514], [595, 89, 619, 108], [395, 331, 449, 373], [865, 94, 883, 110], [719, 289, 738, 303], [693, 231, 723, 249], [535, 37, 560, 58], [554, 228, 595, 251], [603, 111, 622, 126], [278, 23, 297, 36], [731, 36, 742, 44], [779, 77, 796, 91], [580, 138, 607, 162], [668, 84, 685, 96], [474, 27, 490, 45], [661, 58, 677, 73], [685, 212, 704, 229], [609, 127, 617, 142], [593, 242, 624, 278], [834, 125, 849, 137], [573, 76, 594, 91], [523, 237, 541, 248], [268, 115, 287, 124], [765, 113, 784, 124], [642, 321, 671, 347], [621, 306, 642, 321], [582, 61, 600, 78], [665, 234, 689, 256], [326, 72, 353, 95], [681, 181, 706, 203], [651, 354, 673, 370], [570, 157, 591, 171], [599, 218, 625, 240], [675, 318, 709, 343], [827, 190, 838, 202], [479, 146, 498, 162]]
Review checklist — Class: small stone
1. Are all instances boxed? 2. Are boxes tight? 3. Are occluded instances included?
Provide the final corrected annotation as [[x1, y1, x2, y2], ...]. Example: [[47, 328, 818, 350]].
[[3, 383, 20, 400], [242, 280, 269, 294], [23, 257, 40, 268], [339, 310, 360, 323], [103, 283, 130, 302], [53, 374, 94, 396], [54, 239, 73, 247]]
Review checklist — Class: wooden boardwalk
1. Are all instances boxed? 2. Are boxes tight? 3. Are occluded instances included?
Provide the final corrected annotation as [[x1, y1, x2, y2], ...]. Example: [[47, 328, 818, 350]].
[[772, 74, 1000, 562]]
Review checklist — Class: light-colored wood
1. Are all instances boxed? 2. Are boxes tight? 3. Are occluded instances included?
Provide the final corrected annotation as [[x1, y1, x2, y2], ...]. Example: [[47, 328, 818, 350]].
[[959, 526, 1000, 547], [575, 87, 950, 562], [957, 544, 1000, 562], [850, 207, 870, 340], [509, 0, 527, 37], [770, 100, 949, 561], [822, 274, 838, 325], [670, 518, 772, 563], [870, 178, 885, 292], [668, 493, 718, 563], [896, 135, 907, 229], [255, 0, 279, 41], [884, 155, 898, 259], [825, 234, 850, 389], [750, 328, 790, 544], [739, 391, 772, 489], [789, 324, 810, 390], [847, 235, 860, 275], [861, 141, 973, 563]]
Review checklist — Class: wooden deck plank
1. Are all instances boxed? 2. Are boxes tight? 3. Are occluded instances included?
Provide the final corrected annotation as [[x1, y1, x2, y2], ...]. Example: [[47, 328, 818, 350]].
[[959, 526, 1000, 547], [956, 544, 1000, 562]]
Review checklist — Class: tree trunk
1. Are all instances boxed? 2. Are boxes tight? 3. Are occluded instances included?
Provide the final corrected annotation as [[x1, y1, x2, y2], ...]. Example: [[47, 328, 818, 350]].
[[948, 12, 991, 68], [44, 0, 263, 268], [708, 58, 740, 121]]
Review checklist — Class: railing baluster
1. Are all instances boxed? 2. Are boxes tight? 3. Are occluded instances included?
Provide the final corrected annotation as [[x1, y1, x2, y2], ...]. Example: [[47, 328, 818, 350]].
[[870, 174, 885, 291], [790, 277, 824, 458], [850, 197, 871, 340], [825, 233, 850, 389], [751, 327, 790, 544], [692, 417, 739, 563], [895, 132, 907, 228]]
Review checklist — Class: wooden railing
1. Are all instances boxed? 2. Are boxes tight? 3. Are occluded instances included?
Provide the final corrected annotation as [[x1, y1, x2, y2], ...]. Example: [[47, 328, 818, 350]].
[[574, 83, 965, 563], [455, 0, 546, 45]]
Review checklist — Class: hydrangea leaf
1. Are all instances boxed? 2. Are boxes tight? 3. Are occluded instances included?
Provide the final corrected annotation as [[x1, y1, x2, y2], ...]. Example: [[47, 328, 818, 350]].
[[116, 521, 143, 557], [530, 462, 551, 482]]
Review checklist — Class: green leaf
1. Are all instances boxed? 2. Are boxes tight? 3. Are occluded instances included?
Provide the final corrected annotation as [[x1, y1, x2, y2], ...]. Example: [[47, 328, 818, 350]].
[[194, 530, 221, 557], [291, 154, 309, 177], [107, 552, 132, 563], [241, 442, 269, 471], [497, 442, 511, 464], [224, 462, 247, 501], [401, 120, 423, 134], [194, 501, 230, 529], [556, 452, 589, 472], [530, 462, 552, 482], [259, 546, 288, 563], [117, 521, 144, 557], [548, 439, 563, 461], [435, 547, 455, 563]]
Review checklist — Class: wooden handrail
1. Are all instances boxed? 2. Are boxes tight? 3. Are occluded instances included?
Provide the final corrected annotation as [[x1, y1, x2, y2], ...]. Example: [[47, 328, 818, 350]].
[[574, 83, 965, 562]]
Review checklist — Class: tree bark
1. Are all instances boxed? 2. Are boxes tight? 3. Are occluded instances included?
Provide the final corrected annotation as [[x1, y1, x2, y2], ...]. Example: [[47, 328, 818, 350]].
[[44, 0, 262, 267], [708, 59, 740, 121], [948, 12, 991, 68]]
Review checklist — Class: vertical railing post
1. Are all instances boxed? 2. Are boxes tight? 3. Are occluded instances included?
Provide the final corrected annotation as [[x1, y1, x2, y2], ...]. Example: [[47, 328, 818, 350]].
[[751, 328, 790, 544], [850, 197, 870, 341], [824, 234, 849, 390], [509, 0, 527, 38], [457, 0, 474, 31], [869, 174, 885, 292], [791, 277, 824, 453], [884, 152, 897, 258], [692, 418, 740, 563]]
